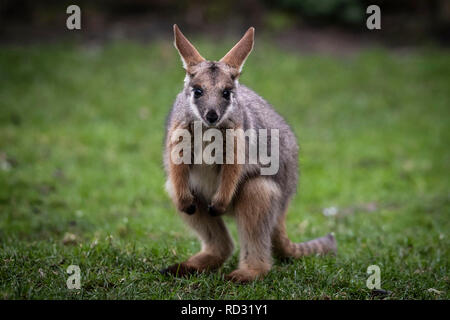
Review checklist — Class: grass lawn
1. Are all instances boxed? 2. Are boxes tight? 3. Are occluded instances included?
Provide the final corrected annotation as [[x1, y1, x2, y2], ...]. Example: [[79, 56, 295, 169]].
[[0, 40, 448, 299]]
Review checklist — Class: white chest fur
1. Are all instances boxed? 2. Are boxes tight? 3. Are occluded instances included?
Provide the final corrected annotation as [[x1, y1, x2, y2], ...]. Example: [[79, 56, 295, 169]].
[[188, 164, 220, 201]]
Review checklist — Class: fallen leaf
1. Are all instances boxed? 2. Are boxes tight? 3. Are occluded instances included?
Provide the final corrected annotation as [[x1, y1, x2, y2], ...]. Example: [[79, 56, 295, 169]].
[[371, 289, 391, 298], [62, 232, 78, 245], [427, 288, 443, 295], [323, 206, 338, 217]]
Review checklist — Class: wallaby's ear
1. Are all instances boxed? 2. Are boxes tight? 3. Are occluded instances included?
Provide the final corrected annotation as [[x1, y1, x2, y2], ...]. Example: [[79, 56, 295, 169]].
[[173, 24, 205, 71], [220, 27, 254, 72]]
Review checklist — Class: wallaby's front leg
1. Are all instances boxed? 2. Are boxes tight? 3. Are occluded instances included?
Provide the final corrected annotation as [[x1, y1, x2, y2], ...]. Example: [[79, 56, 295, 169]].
[[226, 177, 280, 283], [168, 161, 195, 214], [209, 130, 243, 216], [209, 163, 242, 216], [167, 122, 195, 215]]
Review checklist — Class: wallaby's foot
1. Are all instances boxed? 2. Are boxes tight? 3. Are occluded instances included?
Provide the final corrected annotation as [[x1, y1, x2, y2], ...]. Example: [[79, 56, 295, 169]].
[[160, 263, 197, 277], [225, 268, 267, 284], [161, 252, 226, 277]]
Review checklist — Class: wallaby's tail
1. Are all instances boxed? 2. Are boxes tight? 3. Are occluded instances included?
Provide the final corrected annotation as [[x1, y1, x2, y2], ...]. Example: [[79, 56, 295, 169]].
[[272, 222, 337, 258]]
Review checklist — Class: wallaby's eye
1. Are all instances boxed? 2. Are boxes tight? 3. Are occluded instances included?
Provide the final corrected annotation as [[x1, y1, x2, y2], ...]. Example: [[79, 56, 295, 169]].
[[222, 89, 231, 100], [193, 88, 203, 99]]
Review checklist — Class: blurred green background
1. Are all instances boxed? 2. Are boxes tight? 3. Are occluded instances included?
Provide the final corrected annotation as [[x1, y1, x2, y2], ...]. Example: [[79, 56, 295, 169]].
[[0, 0, 449, 299]]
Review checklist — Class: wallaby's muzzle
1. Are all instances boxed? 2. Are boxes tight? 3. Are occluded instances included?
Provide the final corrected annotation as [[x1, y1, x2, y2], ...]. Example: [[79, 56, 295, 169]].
[[205, 109, 219, 125]]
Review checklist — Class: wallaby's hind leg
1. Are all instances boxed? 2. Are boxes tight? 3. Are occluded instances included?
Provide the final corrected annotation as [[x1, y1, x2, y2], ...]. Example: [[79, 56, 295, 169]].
[[161, 205, 234, 277], [225, 177, 281, 283]]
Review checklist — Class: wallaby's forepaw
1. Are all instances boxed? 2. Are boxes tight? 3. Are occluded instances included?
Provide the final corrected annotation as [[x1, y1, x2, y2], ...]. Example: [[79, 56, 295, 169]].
[[177, 195, 196, 215], [160, 263, 197, 277], [182, 204, 196, 215], [208, 203, 225, 216], [208, 197, 228, 216]]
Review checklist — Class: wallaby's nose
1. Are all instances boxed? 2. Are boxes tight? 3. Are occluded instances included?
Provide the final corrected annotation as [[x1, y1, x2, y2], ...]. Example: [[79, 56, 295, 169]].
[[205, 110, 219, 124]]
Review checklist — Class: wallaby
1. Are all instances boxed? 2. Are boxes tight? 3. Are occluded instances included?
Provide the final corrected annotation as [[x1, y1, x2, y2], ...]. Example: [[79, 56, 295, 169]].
[[162, 25, 337, 283]]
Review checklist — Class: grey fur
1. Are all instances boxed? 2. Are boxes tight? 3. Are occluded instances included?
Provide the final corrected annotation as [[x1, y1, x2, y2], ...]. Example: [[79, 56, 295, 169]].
[[164, 64, 299, 210]]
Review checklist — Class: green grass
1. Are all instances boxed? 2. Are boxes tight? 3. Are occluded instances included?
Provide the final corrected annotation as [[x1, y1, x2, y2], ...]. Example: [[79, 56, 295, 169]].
[[0, 40, 449, 299]]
